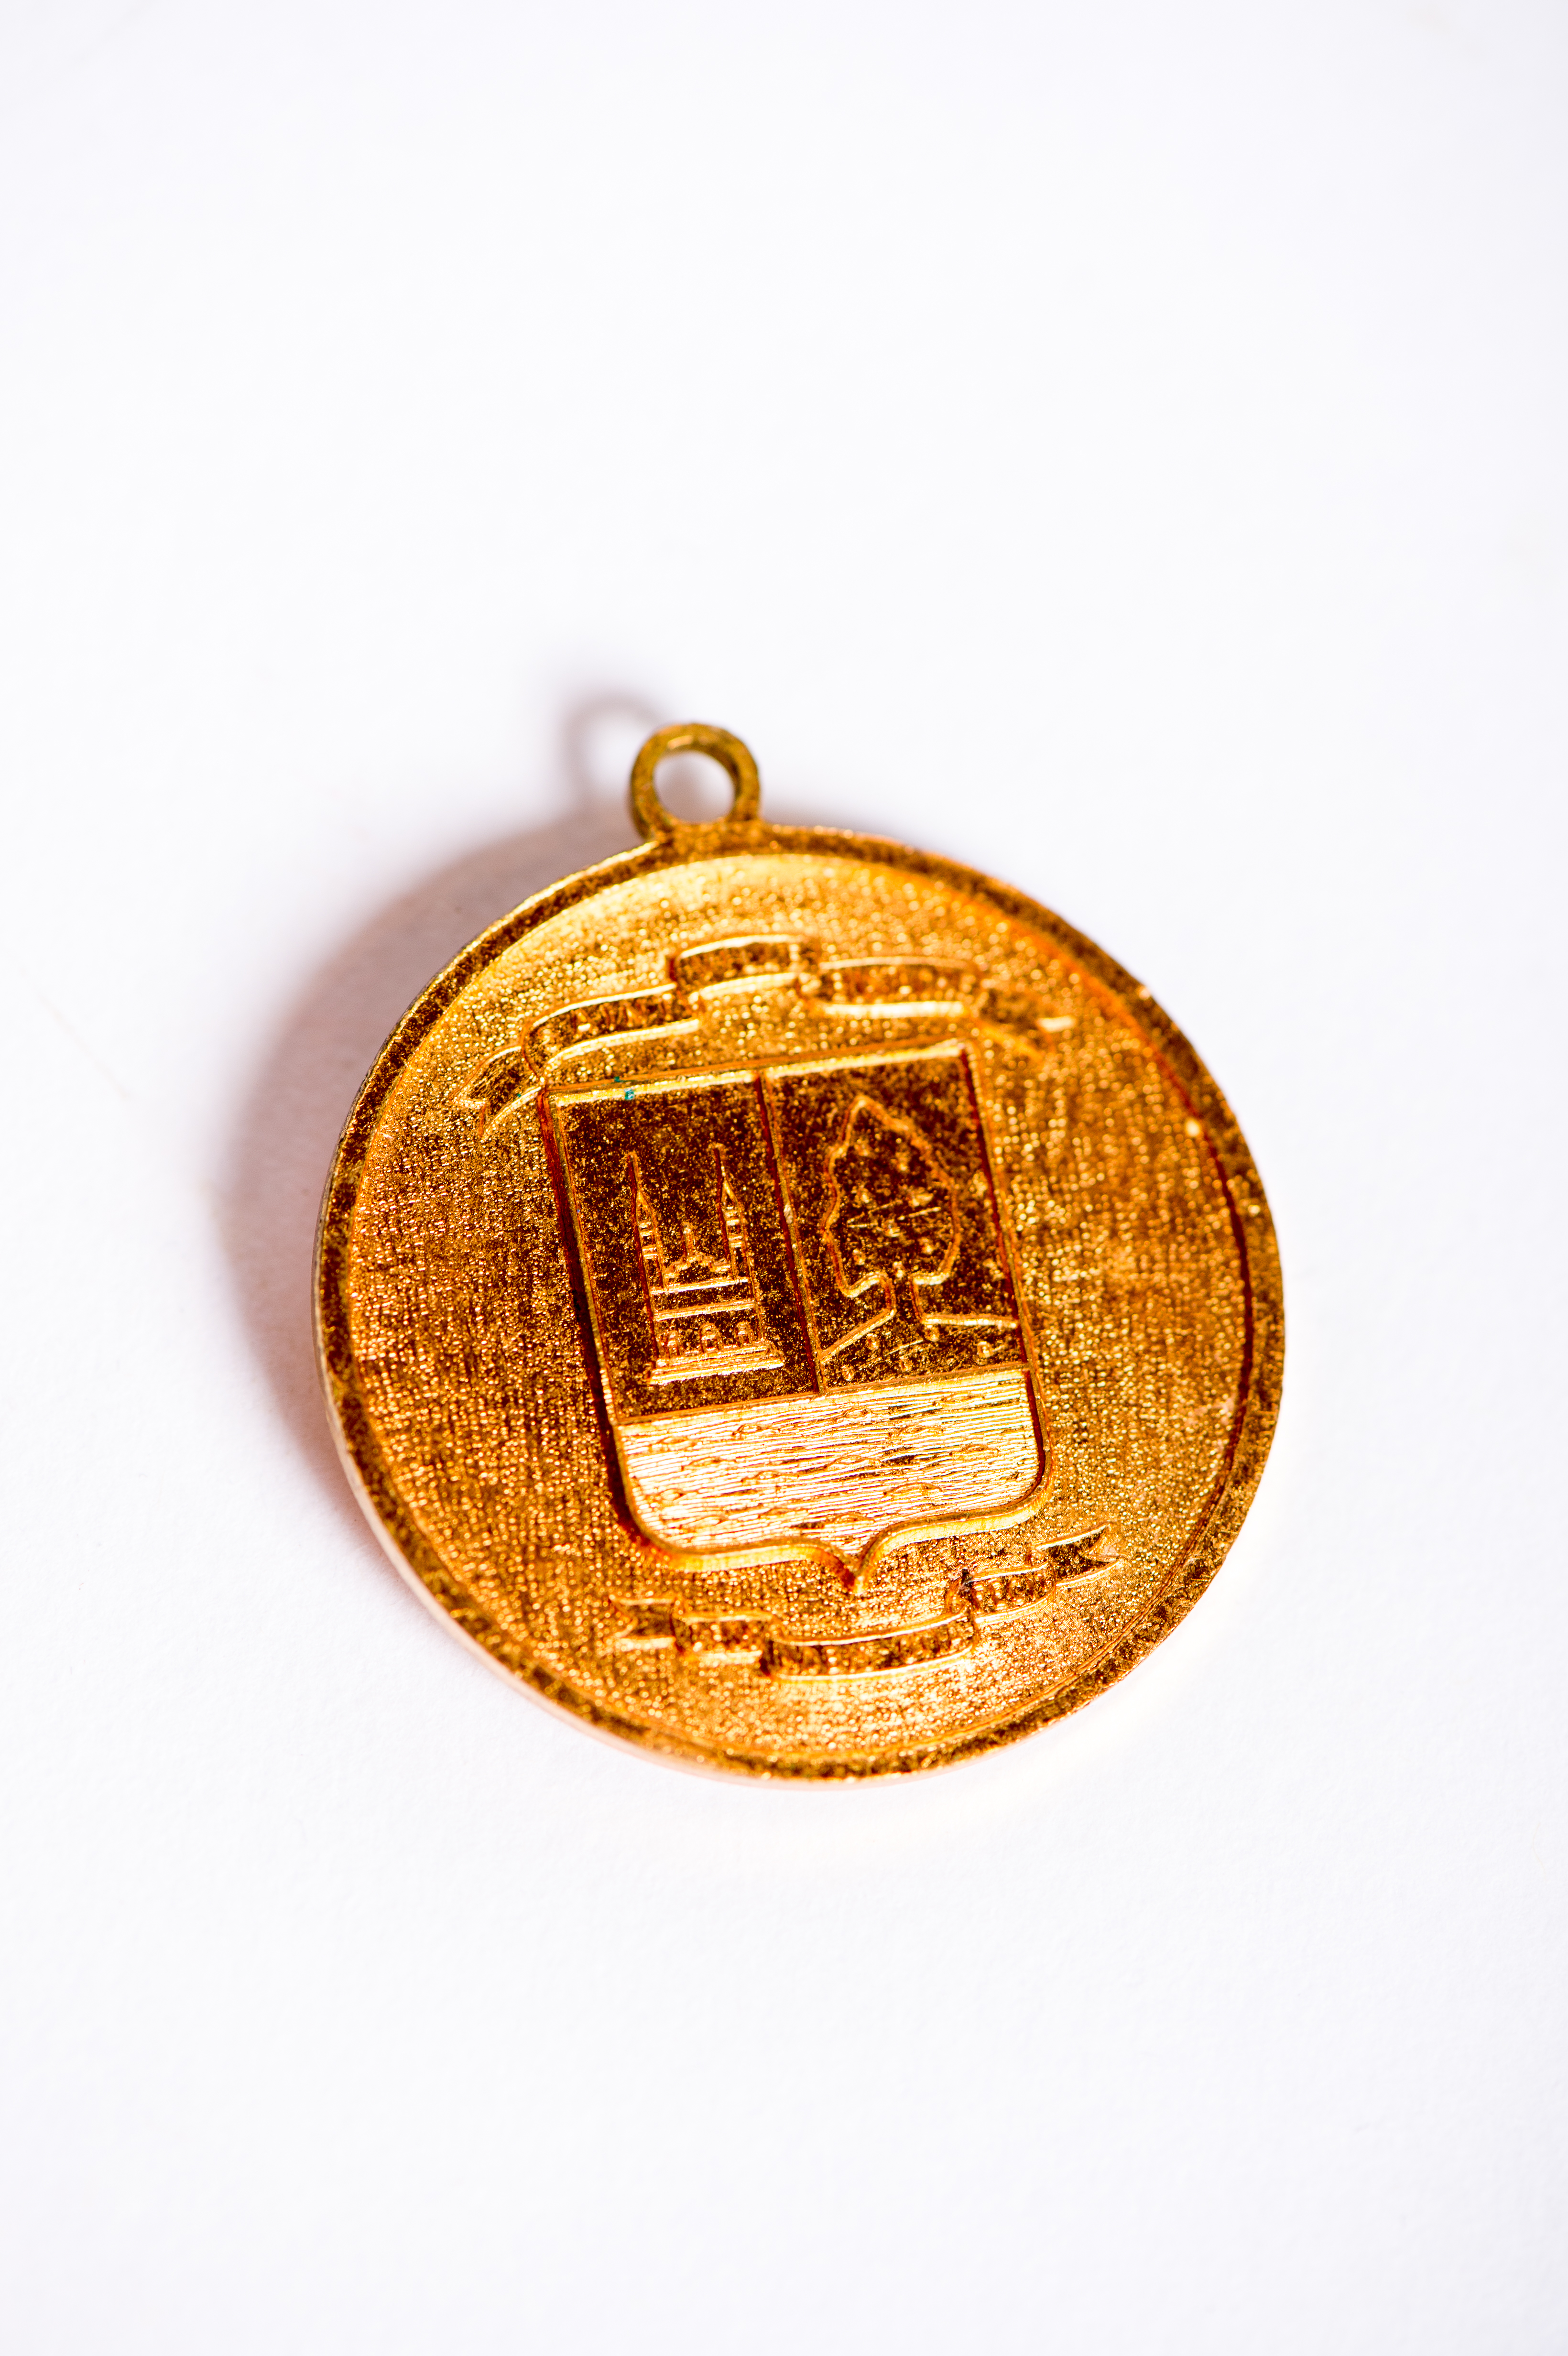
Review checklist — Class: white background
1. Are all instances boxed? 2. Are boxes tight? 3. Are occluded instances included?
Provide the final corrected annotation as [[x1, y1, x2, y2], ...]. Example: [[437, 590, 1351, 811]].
[[2, 2, 1565, 2349]]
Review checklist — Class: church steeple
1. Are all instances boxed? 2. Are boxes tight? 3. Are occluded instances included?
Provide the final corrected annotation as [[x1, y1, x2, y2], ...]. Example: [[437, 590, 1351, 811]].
[[629, 1144, 778, 1384]]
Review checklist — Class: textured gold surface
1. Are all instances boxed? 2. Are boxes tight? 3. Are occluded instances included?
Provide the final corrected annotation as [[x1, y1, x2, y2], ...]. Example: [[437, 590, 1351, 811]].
[[316, 727, 1283, 1776]]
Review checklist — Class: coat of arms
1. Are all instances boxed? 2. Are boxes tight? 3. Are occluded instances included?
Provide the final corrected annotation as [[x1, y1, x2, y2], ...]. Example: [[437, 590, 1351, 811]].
[[544, 1031, 1045, 1581]]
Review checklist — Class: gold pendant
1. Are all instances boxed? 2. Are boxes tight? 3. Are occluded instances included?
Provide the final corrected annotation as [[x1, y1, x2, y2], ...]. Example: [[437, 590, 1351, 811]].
[[316, 724, 1282, 1776]]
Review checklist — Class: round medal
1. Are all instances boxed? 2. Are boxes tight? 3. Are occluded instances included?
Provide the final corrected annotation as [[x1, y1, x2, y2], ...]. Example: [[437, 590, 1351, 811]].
[[316, 724, 1282, 1776]]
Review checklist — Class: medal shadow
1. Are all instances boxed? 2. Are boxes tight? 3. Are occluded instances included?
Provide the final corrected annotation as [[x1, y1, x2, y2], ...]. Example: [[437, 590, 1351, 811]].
[[218, 696, 661, 1559]]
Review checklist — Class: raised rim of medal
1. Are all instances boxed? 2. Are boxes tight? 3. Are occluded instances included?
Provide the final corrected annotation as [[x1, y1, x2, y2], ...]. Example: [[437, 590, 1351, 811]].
[[314, 724, 1284, 1778]]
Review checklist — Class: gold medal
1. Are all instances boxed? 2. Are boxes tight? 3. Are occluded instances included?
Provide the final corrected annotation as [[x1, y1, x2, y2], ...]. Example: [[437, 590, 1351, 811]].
[[316, 723, 1282, 1776]]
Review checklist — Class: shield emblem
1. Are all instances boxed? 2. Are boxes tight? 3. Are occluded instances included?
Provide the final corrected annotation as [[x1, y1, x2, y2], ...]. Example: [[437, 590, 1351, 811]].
[[545, 1040, 1045, 1578]]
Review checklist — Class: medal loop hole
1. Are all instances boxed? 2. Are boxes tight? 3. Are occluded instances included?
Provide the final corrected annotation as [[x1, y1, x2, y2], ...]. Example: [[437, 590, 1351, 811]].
[[629, 722, 762, 841]]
